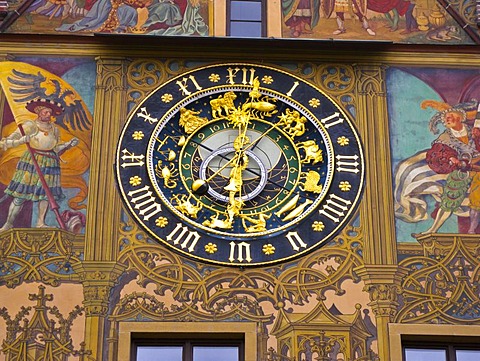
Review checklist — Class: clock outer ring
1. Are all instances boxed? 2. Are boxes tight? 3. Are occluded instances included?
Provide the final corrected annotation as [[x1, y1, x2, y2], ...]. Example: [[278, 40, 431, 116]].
[[115, 62, 365, 267]]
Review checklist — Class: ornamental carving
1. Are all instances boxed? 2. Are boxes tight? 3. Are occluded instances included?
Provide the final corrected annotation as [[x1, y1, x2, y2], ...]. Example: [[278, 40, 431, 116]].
[[0, 229, 83, 288], [396, 234, 480, 324], [0, 285, 89, 361], [118, 215, 365, 308]]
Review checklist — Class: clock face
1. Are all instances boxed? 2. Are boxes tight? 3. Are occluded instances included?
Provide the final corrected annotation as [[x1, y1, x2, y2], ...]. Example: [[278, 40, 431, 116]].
[[116, 63, 364, 266]]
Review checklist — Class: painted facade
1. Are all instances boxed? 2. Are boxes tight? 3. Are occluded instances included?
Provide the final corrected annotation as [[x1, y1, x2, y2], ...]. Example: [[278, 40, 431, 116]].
[[0, 1, 480, 360], [3, 0, 480, 44]]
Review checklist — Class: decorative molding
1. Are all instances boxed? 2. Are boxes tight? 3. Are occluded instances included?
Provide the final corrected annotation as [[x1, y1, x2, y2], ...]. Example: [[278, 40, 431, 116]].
[[0, 285, 89, 360], [397, 234, 480, 324], [73, 261, 126, 317], [0, 229, 83, 288]]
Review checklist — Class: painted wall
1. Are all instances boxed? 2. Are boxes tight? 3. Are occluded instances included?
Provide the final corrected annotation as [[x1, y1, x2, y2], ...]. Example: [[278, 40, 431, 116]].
[[4, 0, 479, 44], [0, 51, 479, 361]]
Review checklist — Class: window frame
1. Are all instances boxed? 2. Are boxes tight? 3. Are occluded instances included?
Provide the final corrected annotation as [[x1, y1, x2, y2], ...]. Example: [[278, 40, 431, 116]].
[[403, 338, 480, 361], [226, 0, 266, 37], [117, 321, 258, 361], [132, 334, 245, 361], [389, 324, 480, 361]]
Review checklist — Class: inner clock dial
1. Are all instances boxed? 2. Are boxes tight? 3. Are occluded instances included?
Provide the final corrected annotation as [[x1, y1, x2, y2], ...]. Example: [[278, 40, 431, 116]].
[[180, 119, 301, 217], [199, 146, 268, 202]]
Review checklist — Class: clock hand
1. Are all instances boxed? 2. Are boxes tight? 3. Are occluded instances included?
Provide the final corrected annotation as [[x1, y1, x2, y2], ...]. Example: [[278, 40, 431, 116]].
[[223, 107, 253, 220], [192, 152, 240, 195], [192, 105, 252, 197], [186, 127, 317, 202]]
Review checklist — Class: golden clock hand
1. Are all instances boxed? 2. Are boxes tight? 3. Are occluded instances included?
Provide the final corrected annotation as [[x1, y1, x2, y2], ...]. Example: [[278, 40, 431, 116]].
[[244, 123, 278, 152], [191, 152, 240, 195]]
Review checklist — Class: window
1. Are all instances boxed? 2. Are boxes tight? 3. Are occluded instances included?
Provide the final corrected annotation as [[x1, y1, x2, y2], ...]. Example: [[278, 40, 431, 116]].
[[134, 337, 244, 361], [389, 323, 480, 361], [228, 0, 264, 37], [117, 321, 257, 361], [403, 338, 480, 361]]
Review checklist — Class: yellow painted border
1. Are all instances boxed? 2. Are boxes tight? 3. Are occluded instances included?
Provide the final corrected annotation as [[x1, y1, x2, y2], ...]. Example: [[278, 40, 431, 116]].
[[389, 323, 480, 361], [118, 321, 258, 361]]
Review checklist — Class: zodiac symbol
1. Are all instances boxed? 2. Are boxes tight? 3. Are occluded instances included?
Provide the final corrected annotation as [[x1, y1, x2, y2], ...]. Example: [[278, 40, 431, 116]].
[[210, 91, 237, 118], [155, 161, 178, 189], [179, 107, 208, 134], [277, 109, 307, 138], [241, 96, 277, 118], [241, 213, 271, 233], [171, 194, 202, 218], [299, 170, 323, 193], [297, 140, 323, 164], [282, 200, 313, 221], [275, 194, 300, 217], [202, 213, 232, 229]]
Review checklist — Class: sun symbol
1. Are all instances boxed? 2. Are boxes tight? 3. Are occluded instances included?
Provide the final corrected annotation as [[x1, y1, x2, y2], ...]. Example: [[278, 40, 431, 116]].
[[309, 98, 320, 108], [209, 73, 221, 82], [337, 136, 349, 146], [262, 75, 273, 84], [161, 93, 173, 103], [262, 244, 275, 255], [155, 217, 168, 227], [312, 221, 325, 232]]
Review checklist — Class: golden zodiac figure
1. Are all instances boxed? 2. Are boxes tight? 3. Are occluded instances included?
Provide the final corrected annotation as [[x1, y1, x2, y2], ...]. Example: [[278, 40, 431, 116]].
[[179, 107, 208, 134], [202, 213, 233, 229], [155, 160, 178, 189], [277, 109, 307, 138], [297, 139, 323, 164], [241, 213, 271, 233], [299, 170, 323, 193], [275, 194, 300, 217], [172, 194, 202, 218], [210, 91, 237, 118], [282, 199, 313, 221]]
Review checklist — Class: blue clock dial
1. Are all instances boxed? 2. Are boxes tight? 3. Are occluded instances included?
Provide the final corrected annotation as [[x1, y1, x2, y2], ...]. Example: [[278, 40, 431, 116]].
[[116, 63, 364, 266]]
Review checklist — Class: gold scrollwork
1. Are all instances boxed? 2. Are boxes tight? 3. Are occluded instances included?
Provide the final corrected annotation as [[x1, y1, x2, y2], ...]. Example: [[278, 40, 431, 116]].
[[397, 235, 480, 324], [0, 229, 82, 288]]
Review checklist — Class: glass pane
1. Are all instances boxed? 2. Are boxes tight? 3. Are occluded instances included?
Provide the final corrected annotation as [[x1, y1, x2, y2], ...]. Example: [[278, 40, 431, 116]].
[[194, 346, 239, 361], [137, 346, 182, 361], [230, 21, 262, 37], [457, 350, 480, 361], [231, 1, 261, 21], [404, 348, 446, 361]]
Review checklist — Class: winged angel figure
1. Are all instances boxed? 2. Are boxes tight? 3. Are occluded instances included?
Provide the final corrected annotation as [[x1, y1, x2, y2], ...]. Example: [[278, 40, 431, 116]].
[[0, 61, 91, 231]]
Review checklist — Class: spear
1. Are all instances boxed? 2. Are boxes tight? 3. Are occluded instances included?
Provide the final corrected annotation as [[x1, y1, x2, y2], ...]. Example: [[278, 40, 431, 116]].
[[17, 123, 67, 230]]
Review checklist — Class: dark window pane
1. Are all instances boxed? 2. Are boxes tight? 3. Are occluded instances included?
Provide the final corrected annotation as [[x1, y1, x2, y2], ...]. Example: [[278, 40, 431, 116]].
[[231, 1, 261, 21], [194, 346, 239, 361], [404, 348, 446, 361], [230, 21, 262, 37], [457, 350, 480, 361], [137, 346, 182, 361]]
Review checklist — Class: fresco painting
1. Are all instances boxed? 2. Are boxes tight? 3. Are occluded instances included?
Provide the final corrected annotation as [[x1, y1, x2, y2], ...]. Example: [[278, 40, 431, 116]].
[[7, 0, 208, 35], [4, 0, 475, 44], [281, 0, 474, 44], [390, 67, 480, 241], [0, 60, 95, 233]]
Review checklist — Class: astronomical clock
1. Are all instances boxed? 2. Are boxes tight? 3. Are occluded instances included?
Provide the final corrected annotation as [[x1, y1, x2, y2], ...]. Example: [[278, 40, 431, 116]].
[[115, 63, 365, 266]]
